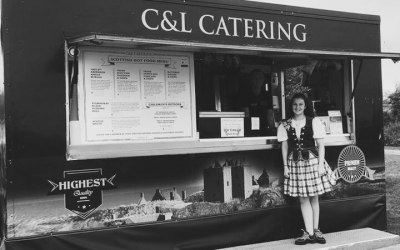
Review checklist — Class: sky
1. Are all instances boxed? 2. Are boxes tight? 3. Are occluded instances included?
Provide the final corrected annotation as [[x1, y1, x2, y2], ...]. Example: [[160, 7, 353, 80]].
[[249, 0, 400, 96]]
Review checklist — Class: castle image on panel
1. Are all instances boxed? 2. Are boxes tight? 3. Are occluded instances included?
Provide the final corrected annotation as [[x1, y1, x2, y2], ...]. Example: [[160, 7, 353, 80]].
[[204, 159, 269, 202]]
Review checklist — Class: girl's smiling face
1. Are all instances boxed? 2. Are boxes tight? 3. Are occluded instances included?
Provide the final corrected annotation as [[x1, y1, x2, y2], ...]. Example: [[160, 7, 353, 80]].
[[292, 98, 306, 116]]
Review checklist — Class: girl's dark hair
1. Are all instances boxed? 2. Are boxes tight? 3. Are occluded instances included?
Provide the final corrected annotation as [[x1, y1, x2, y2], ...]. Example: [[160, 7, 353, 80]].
[[287, 93, 315, 118]]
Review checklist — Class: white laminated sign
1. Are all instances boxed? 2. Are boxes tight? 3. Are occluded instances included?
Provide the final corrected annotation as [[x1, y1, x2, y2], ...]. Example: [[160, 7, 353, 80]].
[[77, 48, 196, 143], [328, 110, 343, 134], [220, 118, 244, 137]]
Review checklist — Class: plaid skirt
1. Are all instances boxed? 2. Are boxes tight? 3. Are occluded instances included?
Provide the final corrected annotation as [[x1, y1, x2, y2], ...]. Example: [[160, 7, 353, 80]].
[[284, 151, 336, 197]]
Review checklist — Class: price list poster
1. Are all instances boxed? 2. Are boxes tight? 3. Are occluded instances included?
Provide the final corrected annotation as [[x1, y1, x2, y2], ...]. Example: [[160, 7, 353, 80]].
[[78, 48, 195, 143]]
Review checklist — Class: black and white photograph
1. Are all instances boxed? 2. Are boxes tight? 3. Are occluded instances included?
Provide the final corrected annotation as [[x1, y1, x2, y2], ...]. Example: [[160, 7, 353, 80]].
[[0, 0, 400, 249]]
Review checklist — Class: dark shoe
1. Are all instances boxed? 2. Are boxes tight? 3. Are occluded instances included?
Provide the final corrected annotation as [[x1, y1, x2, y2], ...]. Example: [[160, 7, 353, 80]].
[[314, 228, 326, 244], [295, 229, 315, 245]]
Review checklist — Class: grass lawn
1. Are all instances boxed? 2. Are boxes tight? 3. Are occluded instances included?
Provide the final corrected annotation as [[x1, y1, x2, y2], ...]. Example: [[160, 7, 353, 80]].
[[386, 156, 400, 235]]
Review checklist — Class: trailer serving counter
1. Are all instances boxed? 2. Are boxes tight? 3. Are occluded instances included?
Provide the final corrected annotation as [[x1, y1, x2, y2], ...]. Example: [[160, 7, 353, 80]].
[[1, 0, 399, 249]]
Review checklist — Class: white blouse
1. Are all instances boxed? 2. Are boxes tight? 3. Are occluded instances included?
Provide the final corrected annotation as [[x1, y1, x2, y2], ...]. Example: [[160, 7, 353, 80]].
[[277, 117, 326, 142]]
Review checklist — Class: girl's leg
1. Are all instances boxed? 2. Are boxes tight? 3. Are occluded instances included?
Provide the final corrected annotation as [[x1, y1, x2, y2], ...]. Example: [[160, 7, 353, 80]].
[[310, 195, 326, 243], [299, 197, 313, 234], [310, 195, 320, 229]]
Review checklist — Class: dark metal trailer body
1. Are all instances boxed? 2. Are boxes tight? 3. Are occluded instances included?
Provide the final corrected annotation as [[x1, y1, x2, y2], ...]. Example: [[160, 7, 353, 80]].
[[0, 0, 399, 249]]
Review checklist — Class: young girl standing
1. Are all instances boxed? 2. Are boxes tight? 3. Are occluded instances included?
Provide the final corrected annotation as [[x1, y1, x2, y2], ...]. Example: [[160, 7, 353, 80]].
[[277, 93, 336, 245]]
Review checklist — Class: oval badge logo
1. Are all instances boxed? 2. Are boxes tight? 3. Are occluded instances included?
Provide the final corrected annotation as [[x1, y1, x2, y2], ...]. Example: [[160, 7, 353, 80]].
[[334, 145, 375, 183]]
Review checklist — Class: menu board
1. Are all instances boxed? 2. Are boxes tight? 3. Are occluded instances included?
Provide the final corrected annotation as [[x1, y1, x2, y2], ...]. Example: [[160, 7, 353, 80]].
[[77, 48, 195, 143]]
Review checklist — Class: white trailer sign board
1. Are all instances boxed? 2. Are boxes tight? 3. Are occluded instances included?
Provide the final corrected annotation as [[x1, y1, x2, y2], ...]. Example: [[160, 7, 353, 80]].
[[78, 48, 196, 143]]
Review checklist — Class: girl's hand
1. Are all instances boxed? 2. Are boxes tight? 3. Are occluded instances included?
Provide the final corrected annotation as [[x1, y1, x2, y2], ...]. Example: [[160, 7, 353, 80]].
[[284, 165, 290, 178], [318, 162, 325, 176]]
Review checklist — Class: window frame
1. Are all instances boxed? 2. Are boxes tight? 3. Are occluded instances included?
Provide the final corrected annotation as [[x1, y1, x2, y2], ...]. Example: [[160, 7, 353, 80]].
[[65, 35, 400, 160]]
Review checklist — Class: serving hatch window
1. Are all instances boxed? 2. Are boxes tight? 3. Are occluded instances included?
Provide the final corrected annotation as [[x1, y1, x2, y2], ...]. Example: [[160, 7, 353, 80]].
[[193, 53, 352, 138], [66, 43, 353, 160]]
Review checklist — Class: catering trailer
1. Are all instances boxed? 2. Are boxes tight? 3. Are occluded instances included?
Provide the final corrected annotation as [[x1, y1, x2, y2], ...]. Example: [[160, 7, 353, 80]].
[[1, 0, 400, 249]]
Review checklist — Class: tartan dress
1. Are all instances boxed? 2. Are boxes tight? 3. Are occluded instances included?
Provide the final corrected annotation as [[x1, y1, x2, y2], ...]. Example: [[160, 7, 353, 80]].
[[278, 117, 336, 197]]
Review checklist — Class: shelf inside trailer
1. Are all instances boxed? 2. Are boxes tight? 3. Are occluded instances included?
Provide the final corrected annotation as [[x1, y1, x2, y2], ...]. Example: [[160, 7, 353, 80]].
[[67, 134, 353, 160]]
